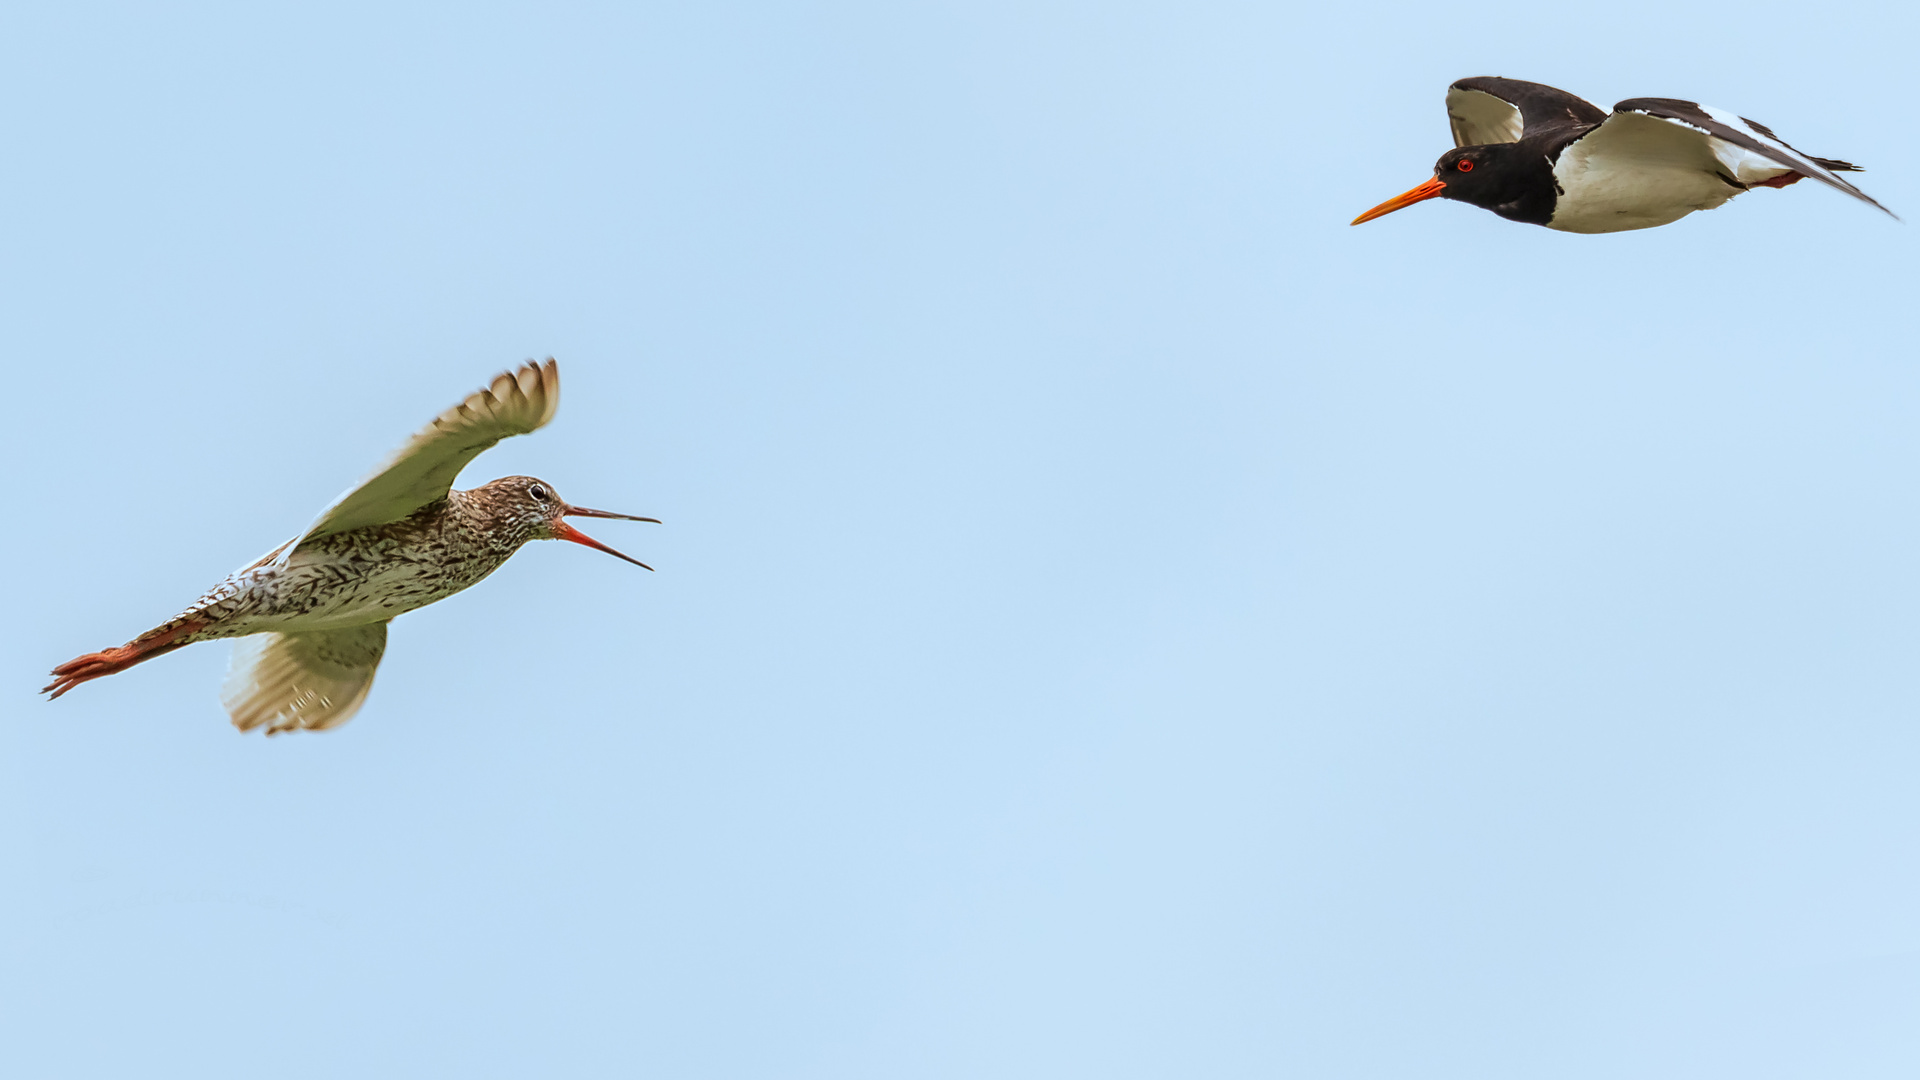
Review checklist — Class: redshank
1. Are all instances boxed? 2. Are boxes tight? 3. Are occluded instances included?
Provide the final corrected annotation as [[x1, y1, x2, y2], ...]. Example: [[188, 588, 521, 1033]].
[[42, 358, 657, 735]]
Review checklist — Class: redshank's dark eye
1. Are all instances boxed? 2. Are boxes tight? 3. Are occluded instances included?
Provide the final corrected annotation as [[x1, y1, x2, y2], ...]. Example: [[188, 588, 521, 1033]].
[[529, 484, 549, 502], [1457, 160, 1474, 173]]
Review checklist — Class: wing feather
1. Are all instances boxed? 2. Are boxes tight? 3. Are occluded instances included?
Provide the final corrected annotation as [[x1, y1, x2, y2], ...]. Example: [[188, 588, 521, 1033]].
[[221, 622, 390, 735], [1447, 86, 1524, 146], [1448, 77, 1606, 146], [1612, 99, 1894, 217], [290, 358, 561, 547]]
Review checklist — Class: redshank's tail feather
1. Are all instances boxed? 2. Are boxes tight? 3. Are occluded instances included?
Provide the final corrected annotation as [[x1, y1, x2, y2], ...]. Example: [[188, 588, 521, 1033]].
[[42, 618, 209, 699], [221, 622, 390, 735]]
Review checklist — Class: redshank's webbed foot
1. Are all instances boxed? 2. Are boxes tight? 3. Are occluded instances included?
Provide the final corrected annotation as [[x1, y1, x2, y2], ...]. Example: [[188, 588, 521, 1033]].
[[42, 620, 206, 699]]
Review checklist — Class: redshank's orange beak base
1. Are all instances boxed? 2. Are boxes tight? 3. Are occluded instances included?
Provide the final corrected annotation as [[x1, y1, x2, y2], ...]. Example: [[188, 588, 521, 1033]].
[[551, 519, 654, 570], [1351, 176, 1448, 225], [554, 502, 658, 570]]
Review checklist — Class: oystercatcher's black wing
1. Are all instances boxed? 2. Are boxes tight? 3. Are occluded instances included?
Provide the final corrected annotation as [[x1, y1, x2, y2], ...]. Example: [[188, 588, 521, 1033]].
[[1446, 77, 1607, 146], [1610, 98, 1894, 216]]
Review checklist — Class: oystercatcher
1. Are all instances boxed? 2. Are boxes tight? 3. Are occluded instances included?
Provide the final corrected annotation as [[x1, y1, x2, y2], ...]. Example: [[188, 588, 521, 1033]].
[[1352, 77, 1894, 232]]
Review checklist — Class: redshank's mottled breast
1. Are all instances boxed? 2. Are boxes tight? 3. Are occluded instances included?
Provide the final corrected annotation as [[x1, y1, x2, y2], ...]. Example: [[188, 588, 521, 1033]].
[[42, 359, 657, 735]]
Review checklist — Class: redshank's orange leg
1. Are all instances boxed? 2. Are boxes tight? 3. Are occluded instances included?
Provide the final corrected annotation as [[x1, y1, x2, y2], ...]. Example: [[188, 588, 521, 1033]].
[[42, 619, 208, 700]]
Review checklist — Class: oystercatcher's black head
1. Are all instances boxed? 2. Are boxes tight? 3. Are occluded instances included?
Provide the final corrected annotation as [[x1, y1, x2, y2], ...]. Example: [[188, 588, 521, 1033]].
[[1352, 144, 1555, 227]]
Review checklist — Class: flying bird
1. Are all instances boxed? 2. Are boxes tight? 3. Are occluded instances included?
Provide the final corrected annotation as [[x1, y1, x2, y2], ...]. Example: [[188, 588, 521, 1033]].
[[43, 359, 657, 734], [1351, 77, 1893, 232]]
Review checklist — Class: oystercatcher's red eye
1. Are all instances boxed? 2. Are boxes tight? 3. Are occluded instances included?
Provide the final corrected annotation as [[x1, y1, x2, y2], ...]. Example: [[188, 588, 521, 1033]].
[[1456, 160, 1474, 173]]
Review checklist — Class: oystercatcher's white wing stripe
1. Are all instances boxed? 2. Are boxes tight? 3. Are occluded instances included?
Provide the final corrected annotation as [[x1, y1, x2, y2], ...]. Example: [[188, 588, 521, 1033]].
[[1710, 142, 1797, 185], [1611, 99, 1894, 216], [1446, 86, 1524, 146], [283, 358, 562, 557]]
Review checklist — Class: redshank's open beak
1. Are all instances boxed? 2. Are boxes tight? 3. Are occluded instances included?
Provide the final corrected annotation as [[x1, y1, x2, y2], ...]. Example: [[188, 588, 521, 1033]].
[[1351, 176, 1447, 225], [553, 504, 660, 570]]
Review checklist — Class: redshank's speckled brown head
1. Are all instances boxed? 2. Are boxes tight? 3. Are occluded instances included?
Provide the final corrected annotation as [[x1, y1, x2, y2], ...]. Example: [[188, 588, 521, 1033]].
[[472, 475, 660, 569]]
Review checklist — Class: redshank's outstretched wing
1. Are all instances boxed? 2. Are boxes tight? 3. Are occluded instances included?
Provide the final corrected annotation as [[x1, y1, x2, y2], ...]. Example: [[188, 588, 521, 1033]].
[[1446, 77, 1607, 147], [289, 359, 561, 548], [221, 622, 391, 734]]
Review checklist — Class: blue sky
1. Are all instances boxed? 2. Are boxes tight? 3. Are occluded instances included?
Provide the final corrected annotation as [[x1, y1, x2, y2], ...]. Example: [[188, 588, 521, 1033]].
[[5, 2, 1919, 1076]]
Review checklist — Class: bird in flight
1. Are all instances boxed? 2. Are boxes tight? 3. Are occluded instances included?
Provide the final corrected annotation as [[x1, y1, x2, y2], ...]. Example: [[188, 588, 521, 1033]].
[[43, 359, 657, 735], [1352, 77, 1894, 232]]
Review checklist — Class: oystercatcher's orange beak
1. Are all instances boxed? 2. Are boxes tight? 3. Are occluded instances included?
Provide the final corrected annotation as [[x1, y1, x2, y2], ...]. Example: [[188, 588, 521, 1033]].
[[553, 504, 660, 570], [1351, 176, 1448, 225]]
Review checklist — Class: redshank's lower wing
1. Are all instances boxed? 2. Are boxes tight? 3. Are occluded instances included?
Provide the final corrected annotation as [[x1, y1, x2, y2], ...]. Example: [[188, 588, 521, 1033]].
[[222, 622, 391, 735]]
